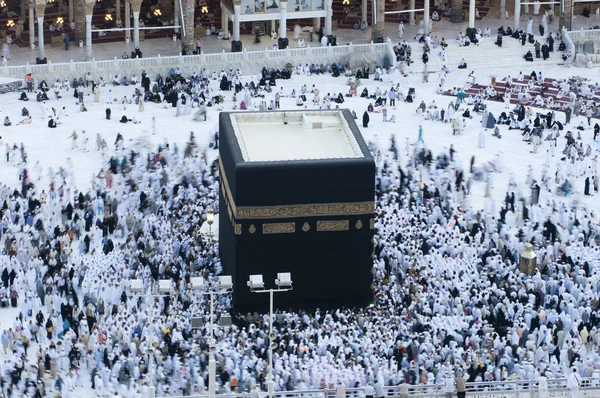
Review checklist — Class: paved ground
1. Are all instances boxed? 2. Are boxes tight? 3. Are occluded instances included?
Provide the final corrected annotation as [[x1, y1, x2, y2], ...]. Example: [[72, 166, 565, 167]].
[[2, 9, 563, 67]]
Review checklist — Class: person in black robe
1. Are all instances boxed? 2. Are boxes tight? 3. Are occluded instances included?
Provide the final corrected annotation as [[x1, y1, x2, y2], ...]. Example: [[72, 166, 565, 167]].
[[546, 111, 553, 128], [585, 177, 591, 195], [47, 118, 57, 128], [548, 35, 554, 51], [542, 44, 549, 60], [219, 75, 229, 91], [362, 111, 370, 127], [539, 23, 545, 36], [524, 51, 534, 62], [422, 52, 429, 64], [496, 33, 503, 47], [518, 105, 526, 121], [535, 41, 541, 58], [521, 32, 527, 45], [105, 108, 111, 120]]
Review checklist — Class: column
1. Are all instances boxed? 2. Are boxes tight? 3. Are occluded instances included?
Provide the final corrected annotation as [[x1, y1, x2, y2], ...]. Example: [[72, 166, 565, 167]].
[[37, 16, 45, 61], [182, 0, 195, 53], [373, 0, 384, 38], [523, 1, 529, 14], [232, 3, 241, 51], [35, 2, 47, 62], [20, 0, 26, 28], [279, 3, 287, 38], [116, 0, 121, 22], [221, 5, 228, 36], [278, 1, 289, 48], [514, 0, 520, 29], [75, 0, 86, 41], [125, 0, 131, 42], [233, 5, 240, 40], [362, 0, 367, 24], [423, 0, 430, 34], [468, 0, 475, 27], [409, 0, 415, 25], [85, 14, 92, 60], [133, 11, 140, 48], [131, 0, 143, 49], [174, 0, 180, 33], [325, 0, 332, 35], [69, 0, 74, 23], [313, 17, 320, 30], [29, 2, 35, 49], [500, 0, 506, 22]]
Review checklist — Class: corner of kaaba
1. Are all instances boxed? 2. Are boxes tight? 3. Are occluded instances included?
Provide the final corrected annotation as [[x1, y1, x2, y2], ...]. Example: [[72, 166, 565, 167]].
[[218, 109, 375, 313]]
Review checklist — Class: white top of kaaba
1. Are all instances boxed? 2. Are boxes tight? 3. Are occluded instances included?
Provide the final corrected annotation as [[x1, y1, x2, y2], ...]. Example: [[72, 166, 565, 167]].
[[229, 111, 364, 162]]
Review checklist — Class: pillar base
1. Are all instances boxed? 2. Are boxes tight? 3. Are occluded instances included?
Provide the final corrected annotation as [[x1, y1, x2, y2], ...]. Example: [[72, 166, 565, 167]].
[[372, 35, 385, 43], [231, 40, 242, 52], [36, 57, 47, 64], [278, 37, 289, 49]]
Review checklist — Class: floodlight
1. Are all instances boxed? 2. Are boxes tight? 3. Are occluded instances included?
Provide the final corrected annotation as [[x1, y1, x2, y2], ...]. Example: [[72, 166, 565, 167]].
[[247, 274, 264, 289], [190, 277, 204, 291], [218, 275, 233, 290], [130, 279, 143, 293], [275, 272, 292, 288], [158, 279, 172, 293], [207, 208, 215, 225]]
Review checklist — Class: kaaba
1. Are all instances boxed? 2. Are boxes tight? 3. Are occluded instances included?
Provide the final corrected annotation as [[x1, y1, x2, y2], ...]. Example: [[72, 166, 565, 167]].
[[218, 110, 375, 312]]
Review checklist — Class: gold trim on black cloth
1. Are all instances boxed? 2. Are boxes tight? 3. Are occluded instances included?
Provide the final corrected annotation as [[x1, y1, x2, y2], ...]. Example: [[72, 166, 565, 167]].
[[263, 222, 296, 234], [235, 224, 242, 235], [317, 220, 350, 232], [219, 158, 374, 220]]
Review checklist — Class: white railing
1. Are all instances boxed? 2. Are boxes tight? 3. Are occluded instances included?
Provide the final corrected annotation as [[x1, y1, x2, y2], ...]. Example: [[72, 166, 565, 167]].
[[562, 26, 576, 60], [0, 41, 393, 82], [564, 28, 600, 42], [157, 378, 600, 398]]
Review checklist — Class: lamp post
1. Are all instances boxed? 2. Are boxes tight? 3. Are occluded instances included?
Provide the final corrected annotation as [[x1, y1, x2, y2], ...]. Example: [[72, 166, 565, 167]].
[[129, 278, 174, 398], [248, 273, 293, 398], [190, 275, 233, 398], [206, 208, 215, 237]]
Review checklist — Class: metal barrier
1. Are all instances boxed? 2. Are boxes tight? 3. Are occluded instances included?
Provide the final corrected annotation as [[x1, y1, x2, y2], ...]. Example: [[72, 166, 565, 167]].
[[0, 40, 394, 83], [157, 378, 600, 398]]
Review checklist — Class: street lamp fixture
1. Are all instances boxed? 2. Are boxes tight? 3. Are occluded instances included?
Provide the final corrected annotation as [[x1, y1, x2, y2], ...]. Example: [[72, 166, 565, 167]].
[[217, 275, 233, 290], [7, 20, 14, 28], [275, 272, 292, 288], [56, 17, 64, 24], [247, 273, 293, 398], [189, 275, 233, 398], [201, 5, 209, 13], [247, 274, 265, 290], [129, 278, 174, 398], [206, 207, 215, 237], [0, 2, 6, 7], [129, 279, 144, 293], [105, 13, 113, 22], [153, 8, 162, 16]]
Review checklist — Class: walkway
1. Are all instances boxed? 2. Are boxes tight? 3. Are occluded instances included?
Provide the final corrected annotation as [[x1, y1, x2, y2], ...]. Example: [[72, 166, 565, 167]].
[[2, 10, 561, 67]]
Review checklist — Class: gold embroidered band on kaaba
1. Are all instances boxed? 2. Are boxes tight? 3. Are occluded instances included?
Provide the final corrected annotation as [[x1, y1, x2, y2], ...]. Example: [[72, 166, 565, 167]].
[[219, 158, 374, 221]]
